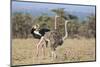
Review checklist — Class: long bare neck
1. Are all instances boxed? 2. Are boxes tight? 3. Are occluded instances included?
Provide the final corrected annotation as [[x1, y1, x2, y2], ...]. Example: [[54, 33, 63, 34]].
[[63, 20, 68, 40], [65, 21, 68, 35], [55, 16, 57, 29]]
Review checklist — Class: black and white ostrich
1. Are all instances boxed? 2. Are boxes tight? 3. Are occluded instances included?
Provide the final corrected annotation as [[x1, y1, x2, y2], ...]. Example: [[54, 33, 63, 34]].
[[31, 15, 69, 59], [31, 24, 50, 39], [31, 24, 50, 57]]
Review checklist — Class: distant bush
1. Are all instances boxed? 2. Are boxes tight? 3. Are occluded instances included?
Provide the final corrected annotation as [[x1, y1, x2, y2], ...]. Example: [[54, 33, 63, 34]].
[[12, 10, 96, 39], [12, 12, 33, 38]]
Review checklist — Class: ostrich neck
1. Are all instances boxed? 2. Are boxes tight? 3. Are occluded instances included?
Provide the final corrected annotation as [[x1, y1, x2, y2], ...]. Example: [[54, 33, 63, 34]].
[[55, 16, 57, 29], [65, 21, 68, 35], [63, 21, 68, 41]]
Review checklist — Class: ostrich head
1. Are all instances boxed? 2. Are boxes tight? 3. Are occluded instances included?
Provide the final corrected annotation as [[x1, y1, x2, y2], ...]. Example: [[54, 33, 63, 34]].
[[32, 24, 40, 29], [31, 24, 40, 34]]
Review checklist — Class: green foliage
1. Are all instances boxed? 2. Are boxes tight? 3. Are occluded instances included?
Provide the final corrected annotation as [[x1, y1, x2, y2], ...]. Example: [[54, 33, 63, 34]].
[[67, 20, 80, 37], [12, 9, 96, 39], [33, 14, 53, 29], [12, 12, 33, 38], [78, 14, 96, 38]]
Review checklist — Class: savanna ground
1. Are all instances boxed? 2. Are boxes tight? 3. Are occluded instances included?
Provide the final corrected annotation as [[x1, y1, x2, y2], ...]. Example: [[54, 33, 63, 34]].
[[12, 38, 95, 66]]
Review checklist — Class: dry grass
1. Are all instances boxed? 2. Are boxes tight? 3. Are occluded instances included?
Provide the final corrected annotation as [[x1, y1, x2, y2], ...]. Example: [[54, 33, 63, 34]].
[[12, 38, 96, 65]]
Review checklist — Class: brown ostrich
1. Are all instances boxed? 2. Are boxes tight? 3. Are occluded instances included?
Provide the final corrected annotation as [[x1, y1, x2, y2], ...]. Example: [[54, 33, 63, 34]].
[[43, 20, 69, 59]]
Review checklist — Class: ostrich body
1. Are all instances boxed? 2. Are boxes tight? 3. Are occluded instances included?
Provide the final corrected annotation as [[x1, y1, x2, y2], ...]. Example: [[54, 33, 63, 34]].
[[40, 15, 69, 59], [44, 30, 62, 58], [44, 20, 69, 59]]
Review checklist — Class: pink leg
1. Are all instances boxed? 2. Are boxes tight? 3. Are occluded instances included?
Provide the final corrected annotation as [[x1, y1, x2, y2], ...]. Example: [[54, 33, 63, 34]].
[[36, 37, 44, 57], [41, 41, 46, 58]]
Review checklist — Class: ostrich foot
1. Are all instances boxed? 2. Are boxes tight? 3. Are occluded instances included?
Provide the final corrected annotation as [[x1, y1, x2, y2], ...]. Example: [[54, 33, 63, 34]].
[[50, 51, 57, 62]]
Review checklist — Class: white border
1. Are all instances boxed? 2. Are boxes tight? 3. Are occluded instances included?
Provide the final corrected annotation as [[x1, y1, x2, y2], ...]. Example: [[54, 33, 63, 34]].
[[23, 0, 96, 5], [0, 0, 99, 67]]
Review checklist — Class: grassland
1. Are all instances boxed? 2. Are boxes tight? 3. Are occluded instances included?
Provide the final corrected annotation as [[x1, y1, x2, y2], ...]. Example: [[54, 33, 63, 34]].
[[12, 38, 95, 66]]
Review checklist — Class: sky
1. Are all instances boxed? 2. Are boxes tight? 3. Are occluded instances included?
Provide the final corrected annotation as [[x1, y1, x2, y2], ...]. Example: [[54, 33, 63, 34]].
[[12, 1, 96, 20]]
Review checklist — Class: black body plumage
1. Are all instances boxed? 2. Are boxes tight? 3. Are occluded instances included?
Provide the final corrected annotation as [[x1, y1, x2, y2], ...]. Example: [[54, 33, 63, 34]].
[[31, 28, 50, 39]]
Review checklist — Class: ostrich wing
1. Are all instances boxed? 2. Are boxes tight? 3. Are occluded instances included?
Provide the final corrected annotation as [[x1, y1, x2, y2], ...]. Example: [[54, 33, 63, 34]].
[[39, 28, 50, 36]]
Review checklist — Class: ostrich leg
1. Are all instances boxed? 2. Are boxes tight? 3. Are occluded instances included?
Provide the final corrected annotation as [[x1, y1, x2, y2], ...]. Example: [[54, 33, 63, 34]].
[[52, 50, 57, 58], [36, 37, 44, 57], [41, 39, 46, 58], [50, 46, 57, 61], [51, 50, 57, 61]]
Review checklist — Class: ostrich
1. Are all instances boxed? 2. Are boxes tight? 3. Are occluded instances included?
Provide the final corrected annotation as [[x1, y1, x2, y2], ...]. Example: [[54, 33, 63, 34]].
[[31, 24, 50, 57], [31, 15, 69, 59], [43, 20, 69, 59]]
